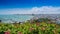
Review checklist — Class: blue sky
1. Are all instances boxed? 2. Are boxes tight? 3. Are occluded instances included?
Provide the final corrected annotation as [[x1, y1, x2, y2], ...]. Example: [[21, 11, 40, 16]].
[[0, 0, 60, 14]]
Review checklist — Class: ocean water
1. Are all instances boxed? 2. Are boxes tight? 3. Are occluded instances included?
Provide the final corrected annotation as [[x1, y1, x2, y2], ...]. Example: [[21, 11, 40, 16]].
[[0, 14, 60, 23], [0, 14, 34, 23]]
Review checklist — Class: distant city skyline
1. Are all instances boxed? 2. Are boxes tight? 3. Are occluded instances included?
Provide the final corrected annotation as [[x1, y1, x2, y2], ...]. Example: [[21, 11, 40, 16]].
[[0, 0, 60, 14]]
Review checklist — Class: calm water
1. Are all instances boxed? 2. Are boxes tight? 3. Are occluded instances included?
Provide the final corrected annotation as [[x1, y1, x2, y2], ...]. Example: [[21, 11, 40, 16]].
[[0, 14, 34, 23], [0, 14, 60, 23]]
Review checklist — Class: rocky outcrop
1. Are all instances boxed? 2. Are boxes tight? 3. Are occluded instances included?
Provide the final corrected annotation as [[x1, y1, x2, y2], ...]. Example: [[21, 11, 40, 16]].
[[0, 20, 2, 22]]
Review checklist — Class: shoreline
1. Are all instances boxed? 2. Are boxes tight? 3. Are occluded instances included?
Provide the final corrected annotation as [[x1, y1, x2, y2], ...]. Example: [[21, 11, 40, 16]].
[[0, 14, 60, 24]]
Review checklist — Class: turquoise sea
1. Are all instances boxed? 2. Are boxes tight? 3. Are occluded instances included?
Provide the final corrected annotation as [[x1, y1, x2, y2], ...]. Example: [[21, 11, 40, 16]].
[[0, 14, 60, 23], [0, 14, 34, 23]]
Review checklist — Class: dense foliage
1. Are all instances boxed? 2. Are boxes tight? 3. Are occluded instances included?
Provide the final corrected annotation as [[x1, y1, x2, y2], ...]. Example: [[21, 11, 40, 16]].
[[0, 22, 60, 34], [0, 18, 60, 34]]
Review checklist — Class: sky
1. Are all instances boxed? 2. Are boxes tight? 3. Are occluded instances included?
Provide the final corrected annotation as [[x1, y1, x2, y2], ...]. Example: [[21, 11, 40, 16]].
[[0, 0, 60, 14]]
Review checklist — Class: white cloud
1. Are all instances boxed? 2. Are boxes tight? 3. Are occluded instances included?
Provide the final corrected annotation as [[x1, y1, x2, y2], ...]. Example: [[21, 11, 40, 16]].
[[32, 6, 60, 14], [0, 6, 60, 14]]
